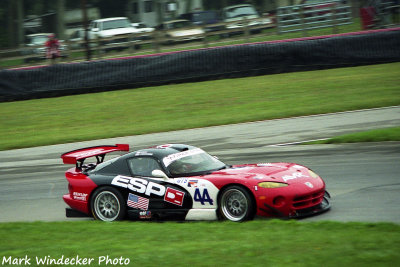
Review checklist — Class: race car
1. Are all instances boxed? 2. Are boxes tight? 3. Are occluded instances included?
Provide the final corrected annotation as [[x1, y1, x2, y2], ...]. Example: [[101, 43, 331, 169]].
[[61, 144, 330, 222]]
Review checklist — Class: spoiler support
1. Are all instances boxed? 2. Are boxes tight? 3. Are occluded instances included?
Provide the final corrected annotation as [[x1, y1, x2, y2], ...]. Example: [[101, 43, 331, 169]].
[[61, 144, 130, 169]]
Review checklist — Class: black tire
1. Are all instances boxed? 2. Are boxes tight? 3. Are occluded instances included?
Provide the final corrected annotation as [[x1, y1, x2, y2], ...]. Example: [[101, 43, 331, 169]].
[[91, 186, 126, 222], [218, 185, 254, 222]]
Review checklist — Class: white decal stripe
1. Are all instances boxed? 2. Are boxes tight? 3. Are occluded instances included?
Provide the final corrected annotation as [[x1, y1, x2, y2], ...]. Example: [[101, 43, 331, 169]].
[[163, 148, 204, 166]]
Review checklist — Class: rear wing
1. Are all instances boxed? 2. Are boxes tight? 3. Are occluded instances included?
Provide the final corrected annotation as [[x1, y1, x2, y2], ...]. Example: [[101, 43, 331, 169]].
[[61, 144, 130, 169]]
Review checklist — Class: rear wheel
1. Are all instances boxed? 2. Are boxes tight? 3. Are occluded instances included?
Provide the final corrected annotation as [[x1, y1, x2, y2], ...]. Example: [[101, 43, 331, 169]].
[[91, 187, 126, 221], [218, 186, 254, 222]]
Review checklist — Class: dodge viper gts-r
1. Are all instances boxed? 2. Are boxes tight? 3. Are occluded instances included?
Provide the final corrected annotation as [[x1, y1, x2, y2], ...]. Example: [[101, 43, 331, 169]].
[[61, 144, 330, 222]]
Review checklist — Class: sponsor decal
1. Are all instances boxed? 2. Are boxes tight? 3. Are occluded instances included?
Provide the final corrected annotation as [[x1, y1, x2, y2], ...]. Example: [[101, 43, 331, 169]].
[[139, 210, 152, 219], [305, 182, 314, 188], [257, 163, 274, 166], [175, 178, 188, 184], [164, 187, 185, 206], [112, 175, 166, 196], [135, 151, 153, 156], [257, 163, 287, 169], [188, 179, 199, 187], [127, 193, 149, 210], [73, 192, 88, 201], [163, 148, 204, 166], [282, 172, 308, 182], [156, 144, 173, 149], [224, 167, 253, 172], [68, 149, 104, 158], [175, 178, 201, 188], [293, 165, 306, 169]]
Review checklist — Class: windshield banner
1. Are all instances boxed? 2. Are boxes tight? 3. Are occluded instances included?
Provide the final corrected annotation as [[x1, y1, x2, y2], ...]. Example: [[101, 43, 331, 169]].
[[163, 148, 204, 167]]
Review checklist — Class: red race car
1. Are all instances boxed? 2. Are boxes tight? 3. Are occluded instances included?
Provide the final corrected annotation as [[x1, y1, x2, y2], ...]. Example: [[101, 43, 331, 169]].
[[61, 144, 330, 222]]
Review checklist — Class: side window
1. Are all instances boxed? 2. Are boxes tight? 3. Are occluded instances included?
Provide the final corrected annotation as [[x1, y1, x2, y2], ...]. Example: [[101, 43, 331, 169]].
[[144, 1, 153, 13], [128, 157, 162, 177], [132, 1, 139, 14]]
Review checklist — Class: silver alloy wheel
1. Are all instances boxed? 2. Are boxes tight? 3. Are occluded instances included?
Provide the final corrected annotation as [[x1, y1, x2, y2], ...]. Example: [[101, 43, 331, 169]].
[[220, 188, 249, 221], [93, 191, 121, 221]]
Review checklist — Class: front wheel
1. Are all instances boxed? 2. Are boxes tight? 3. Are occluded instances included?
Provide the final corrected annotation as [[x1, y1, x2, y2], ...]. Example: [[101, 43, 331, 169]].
[[218, 186, 254, 222], [91, 186, 126, 221]]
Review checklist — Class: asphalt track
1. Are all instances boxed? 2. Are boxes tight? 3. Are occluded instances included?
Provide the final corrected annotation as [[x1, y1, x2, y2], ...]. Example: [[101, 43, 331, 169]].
[[1, 106, 399, 223]]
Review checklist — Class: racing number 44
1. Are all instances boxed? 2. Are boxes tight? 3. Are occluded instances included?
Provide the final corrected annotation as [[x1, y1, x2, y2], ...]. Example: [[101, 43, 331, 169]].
[[194, 188, 213, 205]]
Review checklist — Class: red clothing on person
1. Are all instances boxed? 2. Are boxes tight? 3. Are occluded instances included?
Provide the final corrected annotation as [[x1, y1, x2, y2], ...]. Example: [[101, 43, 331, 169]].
[[45, 38, 60, 59]]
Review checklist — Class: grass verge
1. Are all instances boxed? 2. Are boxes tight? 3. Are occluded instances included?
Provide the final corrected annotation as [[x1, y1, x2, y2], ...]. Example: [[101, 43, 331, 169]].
[[1, 220, 399, 266], [306, 127, 400, 144], [0, 62, 399, 151]]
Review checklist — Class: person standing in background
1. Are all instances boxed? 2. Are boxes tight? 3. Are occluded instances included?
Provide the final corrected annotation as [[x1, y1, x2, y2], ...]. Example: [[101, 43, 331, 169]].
[[45, 34, 60, 65]]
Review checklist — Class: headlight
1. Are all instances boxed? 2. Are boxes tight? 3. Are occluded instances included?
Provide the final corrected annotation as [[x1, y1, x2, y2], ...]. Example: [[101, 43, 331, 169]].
[[258, 182, 288, 188], [308, 170, 320, 178]]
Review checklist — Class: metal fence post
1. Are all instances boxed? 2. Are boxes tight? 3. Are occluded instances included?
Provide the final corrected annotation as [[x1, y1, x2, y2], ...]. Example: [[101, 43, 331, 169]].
[[129, 33, 136, 54], [332, 2, 338, 34], [244, 18, 250, 42], [153, 31, 161, 53], [276, 8, 282, 35], [203, 28, 209, 48], [96, 36, 103, 60], [300, 5, 308, 37]]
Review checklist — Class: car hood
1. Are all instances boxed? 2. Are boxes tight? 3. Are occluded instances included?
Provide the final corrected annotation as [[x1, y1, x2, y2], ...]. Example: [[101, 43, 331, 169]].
[[224, 15, 259, 22], [168, 28, 204, 37], [99, 28, 139, 37], [207, 163, 322, 185]]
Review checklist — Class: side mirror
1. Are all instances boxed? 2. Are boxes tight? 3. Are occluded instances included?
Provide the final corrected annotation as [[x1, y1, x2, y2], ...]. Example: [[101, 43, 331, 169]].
[[92, 28, 99, 32], [152, 170, 169, 181]]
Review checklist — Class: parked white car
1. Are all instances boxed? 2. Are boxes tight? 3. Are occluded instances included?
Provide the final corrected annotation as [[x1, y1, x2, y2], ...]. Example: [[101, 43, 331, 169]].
[[89, 17, 141, 49], [222, 4, 272, 34], [21, 33, 68, 63], [157, 20, 204, 44], [131, 22, 155, 40]]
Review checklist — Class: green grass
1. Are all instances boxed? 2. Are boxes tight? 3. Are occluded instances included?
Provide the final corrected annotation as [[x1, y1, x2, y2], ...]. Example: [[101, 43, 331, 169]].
[[0, 220, 399, 266], [1, 62, 399, 151], [307, 127, 400, 144]]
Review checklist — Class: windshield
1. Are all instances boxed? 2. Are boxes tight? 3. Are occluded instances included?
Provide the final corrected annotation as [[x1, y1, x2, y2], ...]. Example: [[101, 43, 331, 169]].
[[102, 19, 131, 30], [192, 12, 217, 23], [163, 148, 226, 176], [167, 20, 191, 29], [224, 6, 258, 19]]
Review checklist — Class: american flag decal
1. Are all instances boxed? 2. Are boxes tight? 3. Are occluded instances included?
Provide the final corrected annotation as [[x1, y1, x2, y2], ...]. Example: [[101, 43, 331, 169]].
[[127, 193, 149, 210]]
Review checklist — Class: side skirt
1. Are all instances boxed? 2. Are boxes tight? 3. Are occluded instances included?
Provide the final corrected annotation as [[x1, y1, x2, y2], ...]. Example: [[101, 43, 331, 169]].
[[127, 208, 218, 221]]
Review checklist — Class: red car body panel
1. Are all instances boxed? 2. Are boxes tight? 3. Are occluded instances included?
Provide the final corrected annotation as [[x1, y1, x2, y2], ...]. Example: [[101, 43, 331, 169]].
[[62, 169, 98, 214], [198, 163, 325, 217]]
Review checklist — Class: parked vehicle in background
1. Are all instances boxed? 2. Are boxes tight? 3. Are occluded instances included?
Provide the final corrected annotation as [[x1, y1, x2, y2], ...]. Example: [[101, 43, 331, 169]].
[[222, 4, 272, 35], [89, 17, 141, 50], [178, 10, 224, 32], [131, 22, 155, 40], [157, 19, 204, 44], [21, 33, 68, 63], [69, 29, 97, 49], [131, 22, 155, 33]]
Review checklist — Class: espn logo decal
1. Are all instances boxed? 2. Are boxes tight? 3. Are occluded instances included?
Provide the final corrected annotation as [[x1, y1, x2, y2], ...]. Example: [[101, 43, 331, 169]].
[[164, 188, 185, 206]]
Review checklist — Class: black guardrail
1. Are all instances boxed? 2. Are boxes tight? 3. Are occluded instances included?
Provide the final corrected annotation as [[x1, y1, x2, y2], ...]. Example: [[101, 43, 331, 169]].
[[0, 28, 399, 102]]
